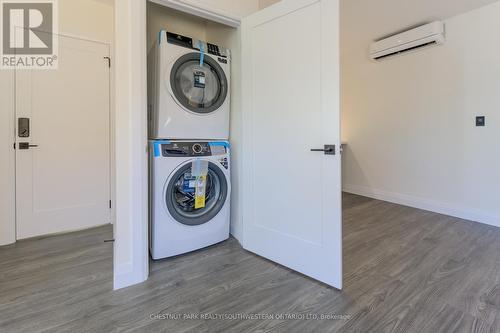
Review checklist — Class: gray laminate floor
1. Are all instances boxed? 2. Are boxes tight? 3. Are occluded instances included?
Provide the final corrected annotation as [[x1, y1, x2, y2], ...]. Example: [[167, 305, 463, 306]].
[[2, 193, 500, 332]]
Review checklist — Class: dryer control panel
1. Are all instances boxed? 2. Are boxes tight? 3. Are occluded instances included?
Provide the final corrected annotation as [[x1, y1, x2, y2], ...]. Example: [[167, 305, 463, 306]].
[[161, 142, 228, 157], [166, 32, 229, 58]]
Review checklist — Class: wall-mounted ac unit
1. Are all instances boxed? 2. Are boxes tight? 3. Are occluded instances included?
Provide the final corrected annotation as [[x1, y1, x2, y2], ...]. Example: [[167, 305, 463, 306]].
[[369, 21, 445, 60]]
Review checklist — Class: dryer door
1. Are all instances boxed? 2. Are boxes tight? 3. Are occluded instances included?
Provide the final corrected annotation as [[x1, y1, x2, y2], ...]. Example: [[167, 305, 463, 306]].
[[169, 53, 228, 115], [165, 161, 228, 226]]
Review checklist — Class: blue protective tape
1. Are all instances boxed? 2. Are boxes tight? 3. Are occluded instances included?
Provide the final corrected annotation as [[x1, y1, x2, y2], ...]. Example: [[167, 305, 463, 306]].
[[208, 141, 230, 149], [158, 30, 164, 45], [198, 41, 205, 67], [153, 140, 171, 157]]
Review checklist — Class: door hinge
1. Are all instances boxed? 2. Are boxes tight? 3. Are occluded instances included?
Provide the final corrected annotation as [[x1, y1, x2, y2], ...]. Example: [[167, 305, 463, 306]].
[[109, 200, 112, 209], [104, 56, 111, 68], [13, 142, 15, 149]]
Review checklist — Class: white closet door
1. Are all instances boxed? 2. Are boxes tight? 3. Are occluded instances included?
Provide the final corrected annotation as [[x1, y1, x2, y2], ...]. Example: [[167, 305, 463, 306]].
[[241, 0, 342, 288]]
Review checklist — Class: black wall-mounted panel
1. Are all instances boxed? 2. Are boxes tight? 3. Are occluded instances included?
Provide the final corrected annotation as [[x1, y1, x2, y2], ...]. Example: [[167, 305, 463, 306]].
[[18, 118, 30, 137]]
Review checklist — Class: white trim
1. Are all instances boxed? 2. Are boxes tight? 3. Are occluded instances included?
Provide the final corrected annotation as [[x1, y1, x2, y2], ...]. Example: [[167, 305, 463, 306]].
[[0, 69, 16, 247], [16, 223, 111, 241], [343, 184, 500, 228], [149, 0, 241, 27], [114, 262, 140, 290], [113, 0, 149, 290], [108, 44, 116, 226]]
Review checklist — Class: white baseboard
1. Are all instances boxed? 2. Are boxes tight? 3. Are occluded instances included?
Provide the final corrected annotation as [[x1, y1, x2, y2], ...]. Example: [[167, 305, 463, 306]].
[[343, 184, 500, 229]]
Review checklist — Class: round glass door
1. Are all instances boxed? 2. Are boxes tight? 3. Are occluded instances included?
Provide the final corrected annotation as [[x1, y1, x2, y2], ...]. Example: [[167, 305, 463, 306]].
[[166, 161, 228, 226], [170, 53, 228, 114]]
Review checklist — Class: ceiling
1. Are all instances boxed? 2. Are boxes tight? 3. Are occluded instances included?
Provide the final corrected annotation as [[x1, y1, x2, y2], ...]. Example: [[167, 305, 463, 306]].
[[341, 0, 500, 42]]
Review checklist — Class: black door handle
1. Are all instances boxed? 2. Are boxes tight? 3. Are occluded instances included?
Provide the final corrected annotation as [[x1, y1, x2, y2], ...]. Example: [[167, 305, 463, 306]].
[[311, 145, 336, 155], [18, 142, 39, 150]]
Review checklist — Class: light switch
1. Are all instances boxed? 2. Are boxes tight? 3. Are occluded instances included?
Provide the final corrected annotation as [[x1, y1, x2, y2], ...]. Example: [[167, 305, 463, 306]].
[[476, 116, 485, 127]]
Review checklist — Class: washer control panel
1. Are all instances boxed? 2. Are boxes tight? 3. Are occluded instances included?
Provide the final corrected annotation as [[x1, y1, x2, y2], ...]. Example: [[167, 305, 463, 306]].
[[161, 142, 227, 157]]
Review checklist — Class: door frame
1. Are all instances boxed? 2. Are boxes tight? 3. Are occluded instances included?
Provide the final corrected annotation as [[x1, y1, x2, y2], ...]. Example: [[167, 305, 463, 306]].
[[0, 69, 16, 246], [10, 31, 115, 241], [113, 0, 149, 290], [113, 0, 243, 290]]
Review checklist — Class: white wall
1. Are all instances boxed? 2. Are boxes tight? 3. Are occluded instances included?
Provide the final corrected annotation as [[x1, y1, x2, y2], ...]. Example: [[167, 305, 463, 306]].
[[59, 0, 114, 43], [147, 3, 209, 49], [342, 2, 500, 226], [0, 0, 114, 246]]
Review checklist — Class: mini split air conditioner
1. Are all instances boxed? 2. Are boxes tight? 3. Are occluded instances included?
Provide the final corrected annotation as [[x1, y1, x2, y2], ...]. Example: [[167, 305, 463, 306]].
[[370, 21, 445, 60]]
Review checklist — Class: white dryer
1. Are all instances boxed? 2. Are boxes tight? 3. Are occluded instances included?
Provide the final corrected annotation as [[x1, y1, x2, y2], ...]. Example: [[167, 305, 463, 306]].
[[148, 31, 231, 140], [149, 140, 231, 259]]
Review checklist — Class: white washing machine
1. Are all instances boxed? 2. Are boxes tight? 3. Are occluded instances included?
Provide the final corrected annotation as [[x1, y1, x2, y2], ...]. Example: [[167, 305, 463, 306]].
[[149, 140, 231, 259], [148, 30, 231, 140]]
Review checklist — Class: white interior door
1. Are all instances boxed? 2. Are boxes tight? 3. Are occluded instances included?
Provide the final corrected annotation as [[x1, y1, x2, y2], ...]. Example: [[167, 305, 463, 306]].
[[241, 0, 342, 288], [15, 35, 111, 240]]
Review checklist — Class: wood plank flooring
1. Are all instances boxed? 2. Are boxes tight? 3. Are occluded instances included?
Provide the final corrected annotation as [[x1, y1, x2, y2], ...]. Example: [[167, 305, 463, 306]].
[[2, 193, 500, 332]]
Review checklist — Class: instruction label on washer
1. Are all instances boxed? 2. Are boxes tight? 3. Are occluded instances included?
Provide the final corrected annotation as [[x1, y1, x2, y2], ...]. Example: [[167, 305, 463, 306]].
[[194, 175, 207, 209], [192, 160, 209, 209], [194, 70, 206, 88], [182, 175, 196, 193]]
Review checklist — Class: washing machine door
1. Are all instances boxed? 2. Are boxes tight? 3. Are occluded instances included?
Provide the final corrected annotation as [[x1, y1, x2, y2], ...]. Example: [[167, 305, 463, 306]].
[[169, 53, 228, 115], [165, 161, 228, 226]]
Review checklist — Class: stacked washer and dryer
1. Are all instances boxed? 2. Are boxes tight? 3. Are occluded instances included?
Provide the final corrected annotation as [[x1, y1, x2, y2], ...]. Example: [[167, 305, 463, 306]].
[[148, 31, 231, 259]]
